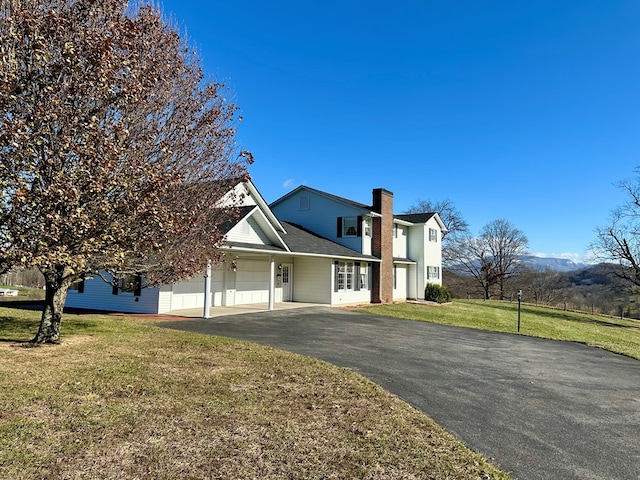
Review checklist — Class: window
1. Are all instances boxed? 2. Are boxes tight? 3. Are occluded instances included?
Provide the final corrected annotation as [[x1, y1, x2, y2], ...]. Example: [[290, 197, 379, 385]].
[[364, 218, 371, 237], [69, 275, 85, 294], [429, 228, 438, 242], [112, 274, 142, 296], [334, 261, 358, 292], [427, 266, 440, 280], [359, 263, 368, 290], [343, 217, 357, 236], [337, 216, 363, 238], [337, 262, 345, 290], [299, 195, 310, 210]]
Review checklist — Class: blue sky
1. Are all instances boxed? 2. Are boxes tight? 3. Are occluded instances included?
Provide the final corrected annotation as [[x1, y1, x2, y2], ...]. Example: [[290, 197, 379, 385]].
[[160, 0, 640, 262]]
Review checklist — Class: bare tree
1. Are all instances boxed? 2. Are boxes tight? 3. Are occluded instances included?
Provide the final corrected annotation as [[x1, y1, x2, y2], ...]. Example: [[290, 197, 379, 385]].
[[0, 0, 251, 343], [404, 198, 469, 240], [448, 219, 529, 300], [593, 168, 640, 287]]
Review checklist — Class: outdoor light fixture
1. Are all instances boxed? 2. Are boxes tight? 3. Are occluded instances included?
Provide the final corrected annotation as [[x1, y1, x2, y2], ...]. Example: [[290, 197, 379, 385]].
[[278, 264, 282, 270]]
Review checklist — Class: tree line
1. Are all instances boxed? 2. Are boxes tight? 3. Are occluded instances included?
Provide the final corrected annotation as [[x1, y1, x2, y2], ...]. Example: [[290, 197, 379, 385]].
[[407, 166, 640, 314]]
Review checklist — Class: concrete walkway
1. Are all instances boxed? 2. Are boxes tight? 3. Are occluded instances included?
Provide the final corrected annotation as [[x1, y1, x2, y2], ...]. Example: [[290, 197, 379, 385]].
[[158, 307, 640, 480]]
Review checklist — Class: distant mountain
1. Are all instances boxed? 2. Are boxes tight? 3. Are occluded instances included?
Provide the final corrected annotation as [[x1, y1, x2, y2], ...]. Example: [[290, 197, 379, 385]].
[[520, 255, 588, 272]]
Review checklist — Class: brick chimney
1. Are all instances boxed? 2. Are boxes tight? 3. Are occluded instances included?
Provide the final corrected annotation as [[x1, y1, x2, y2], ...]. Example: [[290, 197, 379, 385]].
[[371, 188, 393, 303]]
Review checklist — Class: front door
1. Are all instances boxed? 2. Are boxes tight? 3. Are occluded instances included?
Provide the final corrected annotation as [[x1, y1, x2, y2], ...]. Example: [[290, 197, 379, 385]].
[[281, 264, 293, 301]]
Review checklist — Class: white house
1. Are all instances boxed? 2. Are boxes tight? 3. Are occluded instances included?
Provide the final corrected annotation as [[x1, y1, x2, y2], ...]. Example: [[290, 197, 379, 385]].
[[65, 180, 446, 314]]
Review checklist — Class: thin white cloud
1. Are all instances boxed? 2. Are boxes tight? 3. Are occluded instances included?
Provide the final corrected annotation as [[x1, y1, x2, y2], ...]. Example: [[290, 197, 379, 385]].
[[282, 178, 294, 188]]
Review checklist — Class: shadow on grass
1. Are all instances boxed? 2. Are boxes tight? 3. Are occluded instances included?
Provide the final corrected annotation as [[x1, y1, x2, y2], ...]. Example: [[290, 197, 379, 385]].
[[0, 314, 38, 343], [0, 300, 44, 310]]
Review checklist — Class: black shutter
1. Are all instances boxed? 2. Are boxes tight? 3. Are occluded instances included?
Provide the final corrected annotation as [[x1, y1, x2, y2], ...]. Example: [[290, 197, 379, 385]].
[[77, 275, 85, 294], [357, 215, 363, 237], [354, 262, 361, 291], [337, 217, 343, 237], [133, 275, 142, 297], [334, 261, 339, 292], [112, 282, 119, 295]]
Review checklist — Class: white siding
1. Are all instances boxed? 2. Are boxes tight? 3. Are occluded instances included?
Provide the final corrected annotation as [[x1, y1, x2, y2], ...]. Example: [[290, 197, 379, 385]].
[[291, 257, 332, 304], [226, 216, 271, 245], [211, 268, 224, 307], [393, 223, 408, 258], [158, 286, 173, 313], [171, 275, 206, 310], [424, 218, 443, 286], [218, 182, 257, 207], [65, 275, 161, 314], [393, 264, 408, 301], [234, 259, 270, 304]]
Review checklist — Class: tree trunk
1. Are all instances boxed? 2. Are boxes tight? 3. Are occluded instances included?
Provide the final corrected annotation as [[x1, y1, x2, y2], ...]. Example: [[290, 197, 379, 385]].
[[32, 267, 72, 344]]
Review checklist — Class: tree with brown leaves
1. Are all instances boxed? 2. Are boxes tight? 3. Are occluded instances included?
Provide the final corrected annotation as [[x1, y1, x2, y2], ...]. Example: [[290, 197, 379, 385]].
[[0, 0, 251, 343]]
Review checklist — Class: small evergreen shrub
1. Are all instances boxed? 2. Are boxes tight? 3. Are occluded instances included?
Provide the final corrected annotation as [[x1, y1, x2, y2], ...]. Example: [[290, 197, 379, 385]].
[[424, 283, 452, 303]]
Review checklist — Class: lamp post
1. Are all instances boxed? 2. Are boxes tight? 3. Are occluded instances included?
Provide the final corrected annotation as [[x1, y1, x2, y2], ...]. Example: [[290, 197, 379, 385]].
[[517, 289, 522, 333]]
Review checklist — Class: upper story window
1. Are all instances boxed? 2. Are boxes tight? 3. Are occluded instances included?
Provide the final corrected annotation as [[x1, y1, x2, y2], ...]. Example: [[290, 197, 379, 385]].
[[343, 217, 357, 236], [299, 195, 310, 210], [337, 216, 362, 238], [429, 228, 438, 242]]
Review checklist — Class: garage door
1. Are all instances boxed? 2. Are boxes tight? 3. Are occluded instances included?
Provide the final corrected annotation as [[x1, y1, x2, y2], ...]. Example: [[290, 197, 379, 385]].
[[234, 259, 270, 304]]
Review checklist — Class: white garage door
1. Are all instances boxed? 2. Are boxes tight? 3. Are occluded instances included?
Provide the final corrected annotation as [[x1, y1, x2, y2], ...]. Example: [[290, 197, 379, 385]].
[[234, 259, 270, 304]]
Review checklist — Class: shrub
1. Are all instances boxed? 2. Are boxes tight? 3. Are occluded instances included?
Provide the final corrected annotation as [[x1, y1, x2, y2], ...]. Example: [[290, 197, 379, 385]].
[[424, 283, 452, 303]]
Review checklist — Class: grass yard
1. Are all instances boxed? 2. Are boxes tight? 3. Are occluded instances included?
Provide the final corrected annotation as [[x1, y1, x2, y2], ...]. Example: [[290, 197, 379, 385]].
[[357, 299, 640, 360], [0, 306, 510, 480]]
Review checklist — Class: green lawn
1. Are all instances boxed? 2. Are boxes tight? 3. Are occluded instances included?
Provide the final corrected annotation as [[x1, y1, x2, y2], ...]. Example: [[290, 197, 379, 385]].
[[357, 299, 640, 360], [0, 305, 510, 479]]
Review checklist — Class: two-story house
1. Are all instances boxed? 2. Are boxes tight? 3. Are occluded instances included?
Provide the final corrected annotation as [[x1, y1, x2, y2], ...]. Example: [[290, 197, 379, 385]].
[[65, 180, 446, 315], [270, 186, 447, 304]]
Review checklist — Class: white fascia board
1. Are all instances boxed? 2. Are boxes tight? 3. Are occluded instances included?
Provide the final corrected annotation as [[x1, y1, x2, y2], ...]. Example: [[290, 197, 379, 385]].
[[432, 213, 449, 233], [244, 180, 288, 233], [217, 245, 379, 263], [394, 259, 417, 265], [247, 206, 292, 252], [394, 218, 414, 226]]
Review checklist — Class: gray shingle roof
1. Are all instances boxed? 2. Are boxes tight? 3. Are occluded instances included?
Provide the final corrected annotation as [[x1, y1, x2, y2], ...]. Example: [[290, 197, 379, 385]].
[[280, 222, 378, 260], [394, 212, 437, 224]]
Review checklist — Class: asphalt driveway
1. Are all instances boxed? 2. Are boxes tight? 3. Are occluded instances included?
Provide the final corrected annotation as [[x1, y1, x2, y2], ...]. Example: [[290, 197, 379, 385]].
[[159, 307, 640, 480]]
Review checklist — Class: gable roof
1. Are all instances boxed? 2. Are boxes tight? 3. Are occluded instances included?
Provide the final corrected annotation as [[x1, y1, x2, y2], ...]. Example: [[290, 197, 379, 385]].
[[270, 185, 373, 212], [395, 212, 448, 232]]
